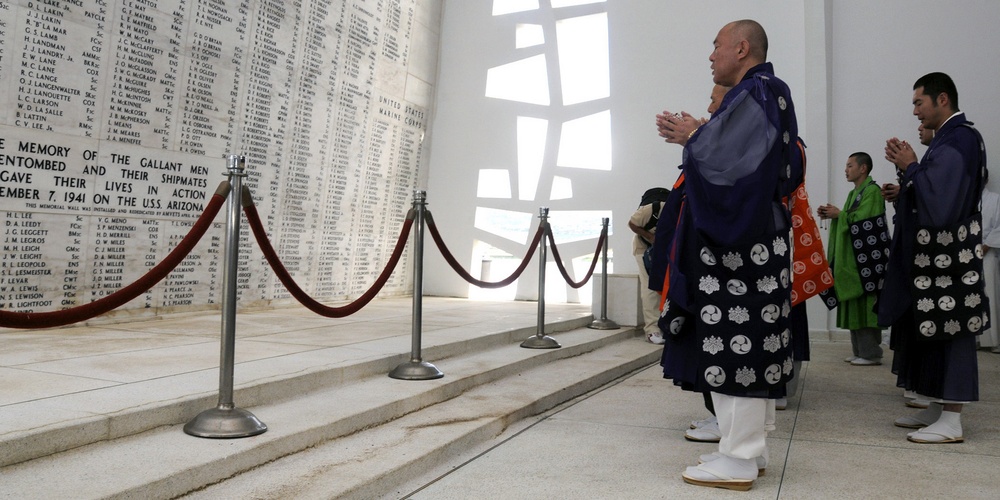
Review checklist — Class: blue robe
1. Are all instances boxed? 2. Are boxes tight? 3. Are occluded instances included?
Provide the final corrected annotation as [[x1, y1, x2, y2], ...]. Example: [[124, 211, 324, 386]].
[[659, 63, 797, 397], [879, 112, 986, 401]]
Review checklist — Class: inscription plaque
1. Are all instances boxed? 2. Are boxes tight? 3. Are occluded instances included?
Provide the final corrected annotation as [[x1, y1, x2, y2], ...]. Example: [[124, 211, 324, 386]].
[[0, 0, 425, 318]]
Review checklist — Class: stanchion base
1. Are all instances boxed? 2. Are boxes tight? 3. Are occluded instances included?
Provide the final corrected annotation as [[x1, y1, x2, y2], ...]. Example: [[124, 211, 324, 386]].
[[521, 335, 561, 349], [184, 405, 267, 439], [587, 318, 620, 330], [389, 360, 444, 380]]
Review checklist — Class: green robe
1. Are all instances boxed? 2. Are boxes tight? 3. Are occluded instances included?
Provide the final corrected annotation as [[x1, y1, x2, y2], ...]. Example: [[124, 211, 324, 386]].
[[828, 178, 886, 330]]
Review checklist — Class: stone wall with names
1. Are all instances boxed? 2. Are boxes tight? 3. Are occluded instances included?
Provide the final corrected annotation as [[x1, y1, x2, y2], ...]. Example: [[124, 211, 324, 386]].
[[0, 0, 432, 319]]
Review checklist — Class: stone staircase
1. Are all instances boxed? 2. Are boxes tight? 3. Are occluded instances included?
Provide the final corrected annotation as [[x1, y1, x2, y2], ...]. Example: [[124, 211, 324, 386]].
[[0, 302, 659, 499]]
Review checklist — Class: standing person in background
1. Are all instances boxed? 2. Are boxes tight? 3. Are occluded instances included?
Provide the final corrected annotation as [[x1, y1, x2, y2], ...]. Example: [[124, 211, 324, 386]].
[[881, 72, 988, 444], [629, 188, 669, 344], [655, 84, 732, 444], [978, 186, 1000, 352], [818, 152, 887, 366], [882, 123, 935, 409], [657, 19, 797, 490]]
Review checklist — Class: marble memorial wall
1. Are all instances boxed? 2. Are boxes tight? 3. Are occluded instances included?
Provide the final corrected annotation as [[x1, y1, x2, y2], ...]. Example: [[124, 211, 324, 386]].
[[0, 0, 428, 318]]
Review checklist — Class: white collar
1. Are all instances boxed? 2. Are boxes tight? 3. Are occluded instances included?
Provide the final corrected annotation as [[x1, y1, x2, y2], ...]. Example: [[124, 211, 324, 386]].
[[939, 111, 963, 129]]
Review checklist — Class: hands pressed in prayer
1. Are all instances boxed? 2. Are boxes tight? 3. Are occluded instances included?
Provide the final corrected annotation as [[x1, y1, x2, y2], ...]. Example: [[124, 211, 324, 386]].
[[885, 137, 918, 171], [656, 110, 701, 146]]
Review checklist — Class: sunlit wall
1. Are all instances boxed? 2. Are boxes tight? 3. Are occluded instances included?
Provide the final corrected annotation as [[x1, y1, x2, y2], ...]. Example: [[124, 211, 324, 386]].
[[423, 0, 1000, 342], [424, 1, 812, 303]]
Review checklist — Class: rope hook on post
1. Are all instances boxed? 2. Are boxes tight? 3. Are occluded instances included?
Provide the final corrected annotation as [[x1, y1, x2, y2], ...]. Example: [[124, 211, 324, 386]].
[[521, 207, 560, 349], [389, 190, 444, 380], [589, 217, 619, 329], [185, 154, 267, 439]]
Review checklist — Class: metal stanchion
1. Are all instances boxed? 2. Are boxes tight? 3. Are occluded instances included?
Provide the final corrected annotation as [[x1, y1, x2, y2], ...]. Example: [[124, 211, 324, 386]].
[[389, 190, 444, 380], [589, 217, 620, 329], [522, 207, 560, 348], [185, 154, 267, 438]]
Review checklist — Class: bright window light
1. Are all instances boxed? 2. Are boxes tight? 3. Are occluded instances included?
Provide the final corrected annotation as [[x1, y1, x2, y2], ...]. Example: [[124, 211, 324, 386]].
[[477, 4, 612, 301], [548, 209, 612, 243], [493, 0, 539, 16], [557, 110, 611, 170], [474, 207, 535, 244], [477, 169, 513, 198], [556, 13, 609, 105], [517, 116, 548, 200], [486, 55, 550, 105], [516, 23, 545, 48]]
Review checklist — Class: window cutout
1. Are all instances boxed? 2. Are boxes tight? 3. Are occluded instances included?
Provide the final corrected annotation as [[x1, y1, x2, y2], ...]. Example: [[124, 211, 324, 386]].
[[493, 0, 539, 16], [550, 176, 572, 200], [557, 110, 611, 170], [476, 3, 613, 305], [478, 169, 512, 198], [486, 55, 550, 105], [556, 13, 609, 105], [551, 0, 605, 7], [548, 209, 612, 243], [517, 116, 548, 200], [516, 23, 545, 48], [474, 207, 535, 244]]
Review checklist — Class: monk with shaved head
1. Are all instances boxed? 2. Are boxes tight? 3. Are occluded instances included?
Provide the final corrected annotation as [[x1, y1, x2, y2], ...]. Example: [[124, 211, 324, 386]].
[[656, 19, 799, 491]]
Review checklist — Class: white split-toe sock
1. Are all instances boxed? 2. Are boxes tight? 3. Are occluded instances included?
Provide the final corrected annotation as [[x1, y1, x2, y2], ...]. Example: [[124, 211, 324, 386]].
[[907, 410, 964, 443], [683, 454, 758, 491], [699, 448, 768, 474], [684, 421, 722, 442], [690, 415, 717, 429], [894, 402, 942, 428]]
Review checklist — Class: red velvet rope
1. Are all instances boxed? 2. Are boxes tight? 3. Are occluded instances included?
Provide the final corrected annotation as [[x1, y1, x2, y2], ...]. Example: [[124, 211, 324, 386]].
[[546, 228, 606, 289], [242, 186, 413, 317], [0, 182, 231, 329], [425, 211, 544, 288]]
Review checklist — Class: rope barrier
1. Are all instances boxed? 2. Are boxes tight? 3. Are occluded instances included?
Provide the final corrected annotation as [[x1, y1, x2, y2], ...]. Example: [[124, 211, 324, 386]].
[[0, 182, 231, 329], [546, 227, 606, 289], [241, 186, 414, 317], [425, 211, 544, 288], [0, 177, 608, 329]]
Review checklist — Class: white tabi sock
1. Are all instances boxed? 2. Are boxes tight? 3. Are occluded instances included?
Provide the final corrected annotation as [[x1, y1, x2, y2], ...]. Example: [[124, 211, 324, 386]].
[[933, 410, 963, 434], [912, 402, 943, 423]]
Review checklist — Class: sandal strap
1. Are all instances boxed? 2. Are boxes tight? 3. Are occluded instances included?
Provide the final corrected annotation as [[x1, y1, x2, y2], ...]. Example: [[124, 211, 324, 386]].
[[687, 464, 736, 481]]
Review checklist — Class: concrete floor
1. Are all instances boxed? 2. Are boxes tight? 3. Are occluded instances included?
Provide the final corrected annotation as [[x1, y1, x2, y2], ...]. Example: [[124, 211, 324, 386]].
[[404, 341, 1000, 499], [3, 298, 1000, 498]]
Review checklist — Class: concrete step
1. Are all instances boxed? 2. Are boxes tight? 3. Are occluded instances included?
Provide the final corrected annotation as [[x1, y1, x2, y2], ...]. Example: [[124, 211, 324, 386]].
[[1, 322, 659, 499], [183, 330, 659, 500], [0, 306, 593, 469]]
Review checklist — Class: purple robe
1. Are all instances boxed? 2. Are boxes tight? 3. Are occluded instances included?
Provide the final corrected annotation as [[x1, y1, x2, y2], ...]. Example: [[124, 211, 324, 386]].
[[659, 63, 797, 397], [879, 112, 986, 401]]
